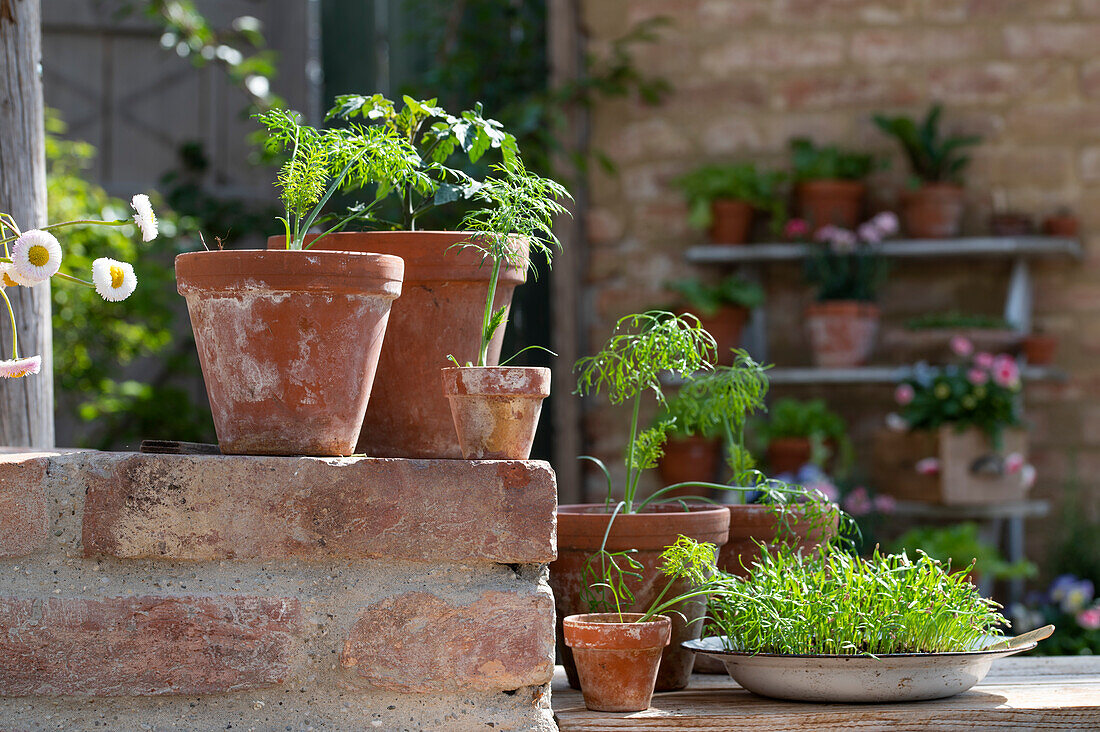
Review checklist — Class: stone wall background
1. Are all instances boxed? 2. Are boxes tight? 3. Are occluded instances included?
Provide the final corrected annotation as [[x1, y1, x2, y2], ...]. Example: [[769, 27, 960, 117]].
[[573, 0, 1100, 572]]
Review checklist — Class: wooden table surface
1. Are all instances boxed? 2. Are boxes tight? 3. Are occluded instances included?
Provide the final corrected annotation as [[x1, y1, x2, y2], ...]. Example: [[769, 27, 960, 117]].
[[552, 657, 1100, 731]]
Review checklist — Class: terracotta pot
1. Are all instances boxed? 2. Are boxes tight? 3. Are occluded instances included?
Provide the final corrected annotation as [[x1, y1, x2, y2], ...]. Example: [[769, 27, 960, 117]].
[[551, 504, 730, 692], [901, 183, 965, 239], [563, 613, 671, 712], [440, 366, 550, 459], [1043, 214, 1079, 237], [796, 180, 865, 231], [1023, 334, 1058, 365], [708, 199, 753, 244], [766, 437, 813, 475], [658, 435, 720, 491], [176, 250, 403, 456], [272, 232, 527, 458], [696, 305, 749, 365], [805, 301, 880, 368]]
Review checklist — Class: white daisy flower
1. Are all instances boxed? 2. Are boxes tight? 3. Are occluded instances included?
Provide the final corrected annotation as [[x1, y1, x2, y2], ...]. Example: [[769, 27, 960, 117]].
[[4, 268, 40, 287], [11, 229, 62, 283], [0, 355, 41, 378], [130, 194, 158, 242], [92, 258, 137, 302]]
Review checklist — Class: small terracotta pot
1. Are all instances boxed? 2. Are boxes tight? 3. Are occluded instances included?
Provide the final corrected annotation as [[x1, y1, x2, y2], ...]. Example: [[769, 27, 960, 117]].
[[696, 305, 749, 365], [551, 505, 730, 692], [273, 232, 528, 459], [708, 199, 753, 244], [901, 183, 965, 239], [805, 301, 880, 368], [658, 435, 720, 491], [796, 180, 865, 231], [176, 250, 403, 456], [563, 613, 671, 712], [1023, 334, 1058, 365], [766, 437, 813, 475], [440, 366, 550, 459], [1043, 214, 1079, 237]]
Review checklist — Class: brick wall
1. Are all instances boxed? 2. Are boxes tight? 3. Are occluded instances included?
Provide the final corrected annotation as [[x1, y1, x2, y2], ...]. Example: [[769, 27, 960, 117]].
[[0, 450, 557, 730], [575, 0, 1100, 567]]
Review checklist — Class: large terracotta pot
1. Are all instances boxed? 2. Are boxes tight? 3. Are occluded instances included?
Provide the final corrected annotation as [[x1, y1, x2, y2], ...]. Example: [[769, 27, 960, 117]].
[[696, 305, 749, 365], [176, 249, 403, 456], [551, 504, 730, 692], [440, 366, 550, 459], [708, 199, 753, 244], [901, 183, 965, 239], [766, 437, 813, 475], [658, 435, 720, 491], [796, 179, 865, 231], [271, 232, 527, 458], [805, 300, 880, 368], [563, 613, 671, 712]]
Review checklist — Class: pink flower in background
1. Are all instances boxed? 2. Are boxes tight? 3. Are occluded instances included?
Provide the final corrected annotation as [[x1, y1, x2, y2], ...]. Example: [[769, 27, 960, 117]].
[[844, 486, 872, 516], [1020, 464, 1037, 490], [1077, 606, 1100, 631], [857, 222, 883, 244], [975, 352, 995, 369], [873, 494, 897, 514], [784, 218, 810, 239], [871, 211, 900, 237], [815, 224, 842, 243], [885, 412, 909, 432], [967, 368, 989, 386], [895, 384, 915, 405], [1004, 452, 1025, 474], [808, 481, 839, 503], [830, 228, 858, 253], [992, 355, 1020, 388], [950, 335, 974, 357], [915, 457, 941, 475]]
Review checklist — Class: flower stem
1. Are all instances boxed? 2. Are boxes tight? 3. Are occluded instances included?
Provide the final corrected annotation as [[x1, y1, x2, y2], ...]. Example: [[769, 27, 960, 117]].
[[0, 288, 19, 359], [53, 271, 94, 288], [0, 219, 130, 247]]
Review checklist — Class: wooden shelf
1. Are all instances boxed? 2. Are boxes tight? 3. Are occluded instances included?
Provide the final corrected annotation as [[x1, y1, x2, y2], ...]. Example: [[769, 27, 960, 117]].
[[685, 236, 1082, 265]]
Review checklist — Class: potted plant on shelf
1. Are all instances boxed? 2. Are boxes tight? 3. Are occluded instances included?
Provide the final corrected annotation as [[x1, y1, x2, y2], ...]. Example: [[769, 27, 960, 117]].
[[790, 137, 879, 231], [1023, 326, 1058, 366], [872, 337, 1034, 505], [891, 522, 1037, 586], [803, 211, 896, 367], [666, 276, 765, 364], [673, 163, 787, 244], [874, 104, 980, 239], [756, 398, 852, 476], [654, 387, 722, 493], [278, 94, 534, 459], [177, 108, 409, 456], [565, 536, 728, 712], [883, 310, 1020, 364], [1043, 208, 1079, 238], [439, 158, 570, 459]]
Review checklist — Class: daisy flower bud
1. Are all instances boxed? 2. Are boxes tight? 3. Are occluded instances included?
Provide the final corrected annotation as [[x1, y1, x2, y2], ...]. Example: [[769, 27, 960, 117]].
[[0, 355, 41, 378], [92, 258, 138, 302], [130, 194, 159, 242], [11, 229, 62, 283]]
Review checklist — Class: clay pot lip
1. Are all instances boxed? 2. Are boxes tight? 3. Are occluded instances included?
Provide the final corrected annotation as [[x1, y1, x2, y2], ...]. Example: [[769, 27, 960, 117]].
[[710, 198, 754, 210], [556, 503, 731, 550], [563, 613, 672, 650], [267, 231, 528, 285], [805, 300, 880, 316], [175, 249, 404, 297], [796, 179, 867, 193], [440, 366, 551, 398]]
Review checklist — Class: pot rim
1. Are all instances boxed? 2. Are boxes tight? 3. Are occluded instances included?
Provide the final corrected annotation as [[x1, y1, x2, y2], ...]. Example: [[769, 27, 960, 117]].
[[563, 613, 672, 650], [440, 366, 551, 398], [175, 249, 404, 297], [556, 503, 731, 550]]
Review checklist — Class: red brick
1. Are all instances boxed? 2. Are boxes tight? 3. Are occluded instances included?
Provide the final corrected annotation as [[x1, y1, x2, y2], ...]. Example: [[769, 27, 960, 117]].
[[770, 0, 912, 25], [1004, 23, 1100, 58], [1007, 105, 1100, 142], [0, 454, 47, 557], [700, 32, 844, 74], [340, 589, 554, 693], [0, 595, 301, 696], [81, 453, 556, 564], [851, 28, 986, 64], [780, 74, 921, 111], [922, 0, 1073, 21]]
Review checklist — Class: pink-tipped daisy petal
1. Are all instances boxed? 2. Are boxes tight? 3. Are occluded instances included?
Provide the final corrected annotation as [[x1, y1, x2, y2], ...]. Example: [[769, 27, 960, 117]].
[[0, 355, 41, 378]]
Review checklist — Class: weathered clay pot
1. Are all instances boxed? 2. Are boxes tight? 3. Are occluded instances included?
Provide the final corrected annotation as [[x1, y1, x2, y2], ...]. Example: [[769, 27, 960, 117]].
[[696, 305, 749, 365], [805, 300, 880, 368], [440, 366, 550, 459], [796, 180, 865, 230], [271, 232, 527, 458], [658, 435, 720, 491], [1043, 214, 1079, 237], [176, 249, 403, 456], [551, 504, 730, 692], [901, 183, 965, 239], [1023, 334, 1058, 365], [766, 437, 813, 475], [708, 199, 753, 244], [563, 613, 671, 712]]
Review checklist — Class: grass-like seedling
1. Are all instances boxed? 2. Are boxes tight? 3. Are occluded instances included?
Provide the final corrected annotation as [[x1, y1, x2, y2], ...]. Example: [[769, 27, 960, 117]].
[[708, 545, 1008, 655]]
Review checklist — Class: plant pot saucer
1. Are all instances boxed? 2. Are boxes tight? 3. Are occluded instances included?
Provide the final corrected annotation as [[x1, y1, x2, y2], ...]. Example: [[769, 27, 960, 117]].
[[683, 627, 1051, 703]]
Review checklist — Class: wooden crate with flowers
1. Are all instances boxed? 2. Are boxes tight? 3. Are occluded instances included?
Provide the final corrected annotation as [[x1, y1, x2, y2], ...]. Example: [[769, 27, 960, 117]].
[[872, 336, 1034, 505]]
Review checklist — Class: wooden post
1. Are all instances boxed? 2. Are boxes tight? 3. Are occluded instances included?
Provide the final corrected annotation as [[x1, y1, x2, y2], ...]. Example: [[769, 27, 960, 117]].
[[0, 0, 54, 448]]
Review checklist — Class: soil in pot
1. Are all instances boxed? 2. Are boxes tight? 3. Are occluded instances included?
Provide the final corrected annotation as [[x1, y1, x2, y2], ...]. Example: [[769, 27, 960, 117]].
[[563, 613, 671, 712], [708, 199, 753, 244], [696, 305, 749, 365], [658, 435, 720, 490], [176, 249, 403, 456], [902, 183, 965, 239], [1023, 334, 1058, 365], [551, 504, 730, 692], [796, 180, 865, 231], [440, 366, 550, 459], [765, 437, 812, 475], [805, 301, 880, 368], [273, 232, 527, 458]]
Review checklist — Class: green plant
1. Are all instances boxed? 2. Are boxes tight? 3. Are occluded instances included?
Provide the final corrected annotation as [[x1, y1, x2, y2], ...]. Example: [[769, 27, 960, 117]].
[[891, 523, 1036, 582], [452, 158, 571, 366], [791, 138, 879, 182], [707, 544, 1008, 655], [873, 104, 981, 186], [673, 163, 787, 231], [666, 277, 765, 317], [805, 230, 887, 302], [756, 398, 853, 473], [326, 94, 520, 230], [905, 311, 1010, 331]]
